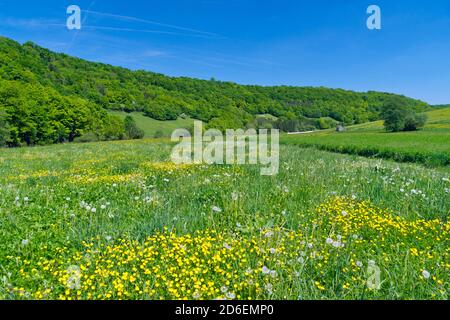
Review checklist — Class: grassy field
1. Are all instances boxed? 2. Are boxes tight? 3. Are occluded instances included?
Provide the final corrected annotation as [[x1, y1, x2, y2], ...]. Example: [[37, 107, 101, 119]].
[[281, 108, 450, 167], [0, 139, 448, 300], [348, 108, 450, 132], [109, 111, 196, 138]]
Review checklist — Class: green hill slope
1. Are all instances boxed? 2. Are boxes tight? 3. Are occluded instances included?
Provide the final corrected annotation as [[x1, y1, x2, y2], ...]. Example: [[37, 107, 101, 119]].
[[0, 35, 434, 146]]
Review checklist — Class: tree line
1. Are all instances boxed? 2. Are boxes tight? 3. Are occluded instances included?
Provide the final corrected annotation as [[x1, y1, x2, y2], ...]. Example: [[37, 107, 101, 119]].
[[0, 36, 432, 146]]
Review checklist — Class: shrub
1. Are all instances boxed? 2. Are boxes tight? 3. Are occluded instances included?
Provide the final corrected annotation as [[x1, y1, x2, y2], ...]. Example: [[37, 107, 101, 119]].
[[74, 132, 99, 143], [124, 116, 145, 139], [0, 110, 10, 147], [404, 113, 428, 131], [102, 115, 125, 141], [381, 97, 427, 132]]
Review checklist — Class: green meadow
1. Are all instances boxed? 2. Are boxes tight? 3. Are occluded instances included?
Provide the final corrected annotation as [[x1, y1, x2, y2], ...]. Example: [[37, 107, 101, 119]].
[[0, 137, 448, 300], [281, 108, 450, 168]]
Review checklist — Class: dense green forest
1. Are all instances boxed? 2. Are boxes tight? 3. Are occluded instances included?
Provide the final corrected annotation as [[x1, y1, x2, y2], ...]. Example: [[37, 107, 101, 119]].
[[0, 35, 432, 146]]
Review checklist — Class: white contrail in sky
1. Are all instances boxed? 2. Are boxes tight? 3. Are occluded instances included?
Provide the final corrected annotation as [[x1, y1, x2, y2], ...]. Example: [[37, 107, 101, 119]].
[[83, 10, 221, 37]]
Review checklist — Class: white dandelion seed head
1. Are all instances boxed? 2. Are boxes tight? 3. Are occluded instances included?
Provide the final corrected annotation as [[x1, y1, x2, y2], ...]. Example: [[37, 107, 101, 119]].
[[422, 270, 431, 279], [264, 231, 274, 238], [225, 292, 236, 299], [193, 292, 201, 299], [262, 266, 270, 275]]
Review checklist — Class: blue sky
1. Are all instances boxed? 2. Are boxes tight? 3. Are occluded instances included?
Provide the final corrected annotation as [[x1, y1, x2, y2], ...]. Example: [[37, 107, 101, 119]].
[[0, 0, 449, 104]]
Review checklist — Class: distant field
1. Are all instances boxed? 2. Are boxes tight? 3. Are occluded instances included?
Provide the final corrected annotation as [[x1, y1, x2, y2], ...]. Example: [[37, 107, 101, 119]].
[[109, 111, 196, 137], [281, 108, 450, 167], [347, 108, 450, 132]]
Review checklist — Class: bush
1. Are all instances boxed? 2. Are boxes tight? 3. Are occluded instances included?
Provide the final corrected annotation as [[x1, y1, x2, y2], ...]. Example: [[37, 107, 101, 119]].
[[0, 110, 10, 147], [74, 132, 99, 143], [381, 97, 427, 132], [404, 113, 428, 131], [101, 115, 125, 141], [124, 116, 145, 139]]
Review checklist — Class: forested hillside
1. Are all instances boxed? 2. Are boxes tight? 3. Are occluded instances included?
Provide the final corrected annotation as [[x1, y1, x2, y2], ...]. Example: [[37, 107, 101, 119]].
[[0, 36, 431, 146]]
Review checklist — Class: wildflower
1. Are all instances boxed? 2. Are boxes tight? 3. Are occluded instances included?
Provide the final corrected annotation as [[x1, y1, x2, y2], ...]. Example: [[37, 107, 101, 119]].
[[356, 261, 363, 268], [422, 270, 431, 279], [91, 208, 97, 213], [269, 270, 277, 278], [101, 205, 107, 210], [269, 248, 277, 254], [326, 238, 333, 245], [264, 231, 274, 238], [220, 286, 228, 293], [341, 210, 348, 216], [21, 239, 29, 246], [212, 206, 222, 213], [225, 292, 236, 299], [231, 192, 238, 201], [223, 243, 231, 250], [24, 197, 29, 202], [262, 266, 270, 275]]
